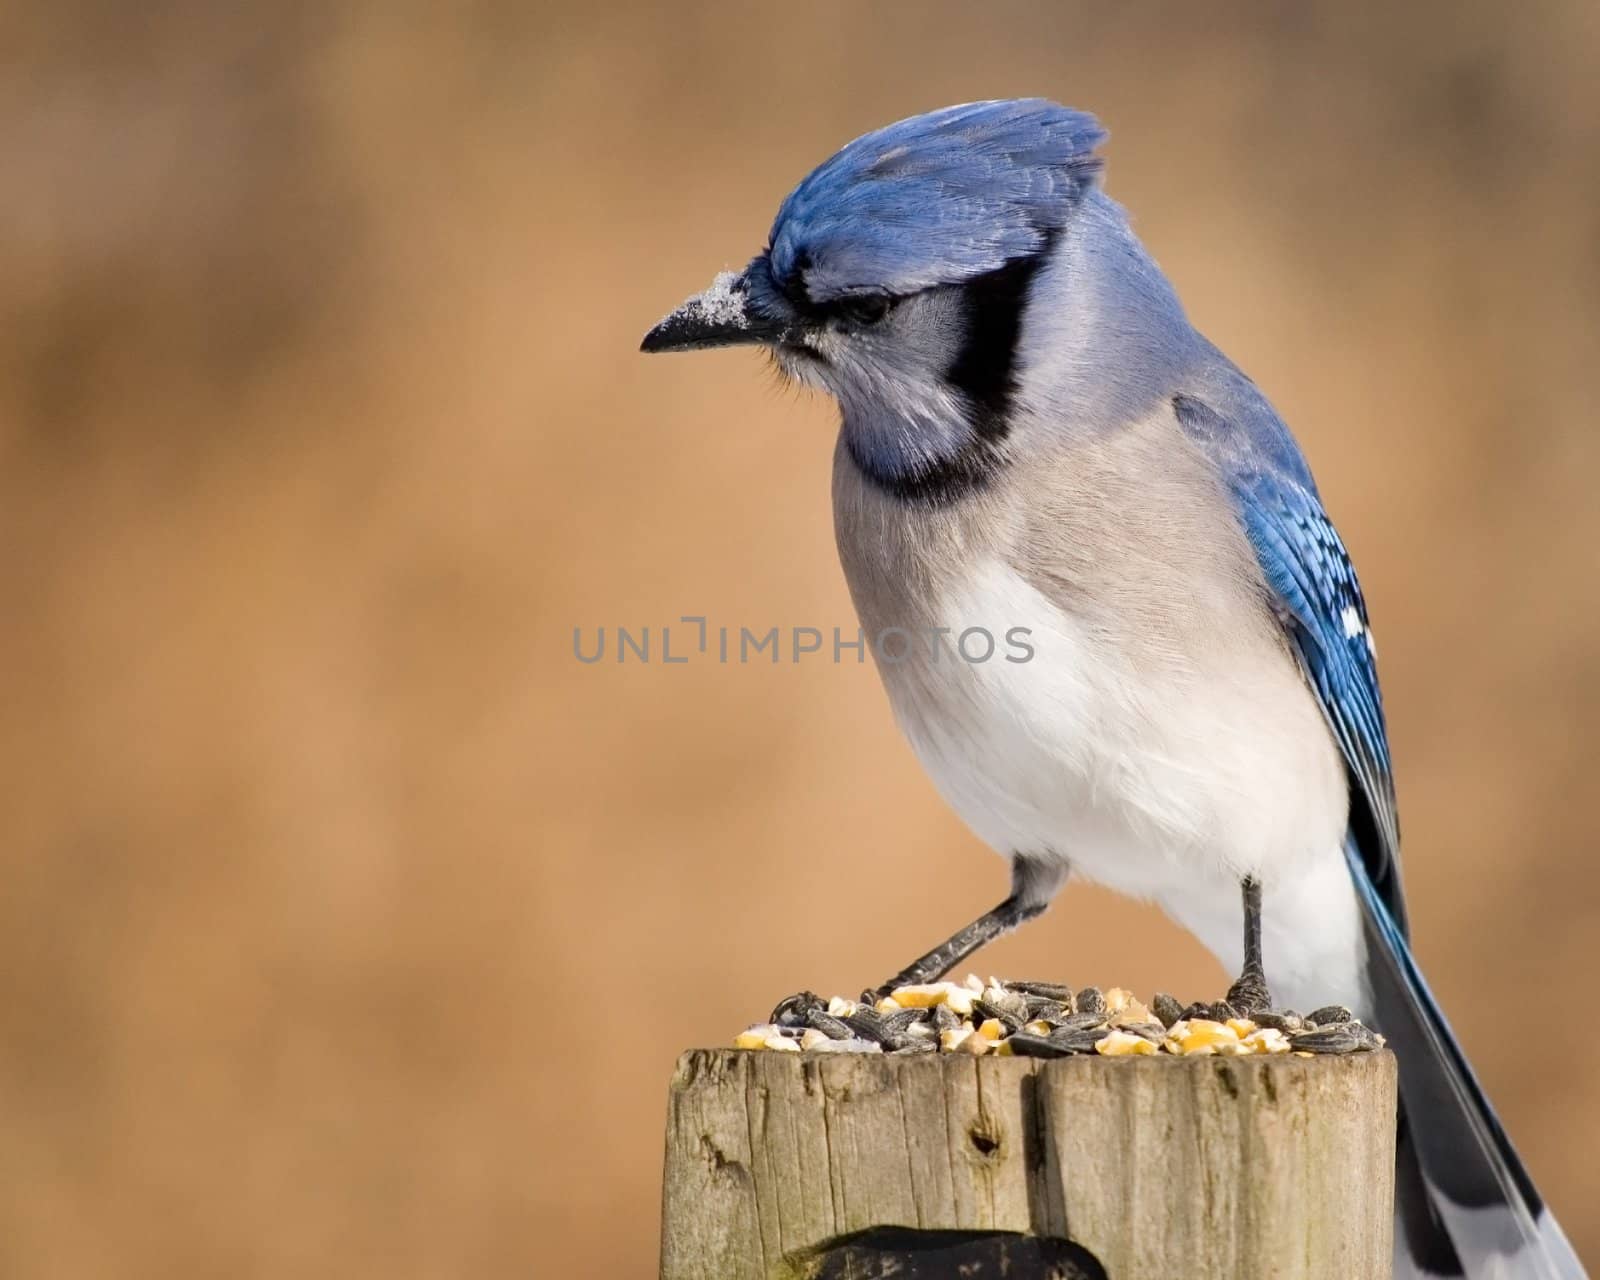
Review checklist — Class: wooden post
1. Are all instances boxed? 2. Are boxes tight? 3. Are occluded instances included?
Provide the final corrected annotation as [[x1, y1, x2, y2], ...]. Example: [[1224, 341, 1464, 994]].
[[661, 1049, 1396, 1280]]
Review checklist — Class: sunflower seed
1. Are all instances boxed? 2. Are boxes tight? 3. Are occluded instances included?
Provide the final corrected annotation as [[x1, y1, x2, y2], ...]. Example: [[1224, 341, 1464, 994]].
[[973, 998, 1024, 1033], [1047, 1027, 1107, 1053], [1075, 987, 1106, 1017], [1005, 980, 1074, 1003], [981, 986, 1029, 1019], [1306, 1005, 1355, 1028], [880, 1007, 931, 1036], [1152, 992, 1185, 1028], [843, 1012, 890, 1044], [1052, 1011, 1110, 1033], [1290, 1023, 1373, 1054], [1181, 1001, 1239, 1023], [804, 1009, 855, 1041], [1006, 1031, 1078, 1059]]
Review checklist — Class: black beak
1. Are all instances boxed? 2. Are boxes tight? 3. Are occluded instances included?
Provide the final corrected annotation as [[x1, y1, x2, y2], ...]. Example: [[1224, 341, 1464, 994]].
[[640, 269, 777, 353]]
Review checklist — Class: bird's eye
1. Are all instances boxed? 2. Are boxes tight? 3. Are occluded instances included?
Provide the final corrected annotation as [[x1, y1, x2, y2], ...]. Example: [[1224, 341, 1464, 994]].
[[838, 295, 892, 327]]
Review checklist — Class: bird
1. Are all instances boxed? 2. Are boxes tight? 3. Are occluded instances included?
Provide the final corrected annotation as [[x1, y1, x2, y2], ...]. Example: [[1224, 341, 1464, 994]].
[[641, 99, 1584, 1280]]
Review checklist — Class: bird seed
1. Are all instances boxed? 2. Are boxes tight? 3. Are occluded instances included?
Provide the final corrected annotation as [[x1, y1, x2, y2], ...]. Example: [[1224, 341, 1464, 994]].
[[735, 977, 1384, 1059]]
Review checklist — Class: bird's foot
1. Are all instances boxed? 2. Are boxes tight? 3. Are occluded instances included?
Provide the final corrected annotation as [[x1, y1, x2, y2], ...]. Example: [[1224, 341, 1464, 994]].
[[769, 990, 826, 1026], [1223, 969, 1273, 1015], [770, 972, 976, 1026]]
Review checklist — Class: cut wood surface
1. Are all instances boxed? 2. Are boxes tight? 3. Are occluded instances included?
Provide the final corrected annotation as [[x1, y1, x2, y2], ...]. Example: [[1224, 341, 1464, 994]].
[[661, 1048, 1396, 1280]]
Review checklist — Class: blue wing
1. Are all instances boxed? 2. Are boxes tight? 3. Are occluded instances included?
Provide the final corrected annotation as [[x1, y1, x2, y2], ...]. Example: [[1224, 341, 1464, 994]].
[[1175, 385, 1584, 1277], [1173, 392, 1403, 923]]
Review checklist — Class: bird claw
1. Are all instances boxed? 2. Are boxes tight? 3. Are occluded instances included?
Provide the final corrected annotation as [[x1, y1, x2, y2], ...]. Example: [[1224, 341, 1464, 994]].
[[770, 990, 825, 1027], [1224, 973, 1273, 1015]]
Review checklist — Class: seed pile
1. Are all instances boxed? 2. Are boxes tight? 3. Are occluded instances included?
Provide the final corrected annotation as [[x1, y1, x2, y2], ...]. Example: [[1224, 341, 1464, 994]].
[[736, 977, 1384, 1059]]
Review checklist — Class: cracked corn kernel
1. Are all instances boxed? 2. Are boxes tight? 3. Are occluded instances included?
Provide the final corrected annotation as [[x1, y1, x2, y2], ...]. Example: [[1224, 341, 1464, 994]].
[[826, 996, 857, 1018], [799, 1027, 829, 1050], [889, 982, 975, 1015], [957, 1028, 994, 1054], [1167, 1019, 1241, 1055], [1024, 1019, 1052, 1036], [764, 1033, 801, 1052], [1244, 1028, 1291, 1054], [735, 1025, 775, 1049], [875, 996, 903, 1014], [1225, 1018, 1258, 1038], [940, 1026, 974, 1052], [886, 984, 948, 1007], [977, 1018, 1005, 1040], [943, 989, 976, 1016], [1096, 1029, 1158, 1055], [1109, 998, 1155, 1028]]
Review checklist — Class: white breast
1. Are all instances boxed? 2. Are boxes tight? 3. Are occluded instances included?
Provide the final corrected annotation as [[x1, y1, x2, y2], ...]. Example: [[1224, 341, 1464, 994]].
[[885, 557, 1328, 876], [876, 556, 1361, 1006]]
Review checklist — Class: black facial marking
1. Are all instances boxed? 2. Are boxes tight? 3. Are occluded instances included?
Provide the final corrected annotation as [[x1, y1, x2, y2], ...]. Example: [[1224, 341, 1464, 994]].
[[844, 435, 1003, 507], [849, 246, 1048, 507], [945, 246, 1050, 441], [768, 247, 902, 332]]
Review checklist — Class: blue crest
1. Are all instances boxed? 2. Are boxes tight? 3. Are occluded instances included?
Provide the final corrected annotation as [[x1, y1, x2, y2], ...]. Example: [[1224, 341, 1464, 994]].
[[767, 99, 1106, 303]]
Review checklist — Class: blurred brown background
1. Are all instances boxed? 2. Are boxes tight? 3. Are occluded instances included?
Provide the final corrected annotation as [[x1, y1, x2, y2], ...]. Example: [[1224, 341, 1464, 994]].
[[1, 2, 1597, 1276]]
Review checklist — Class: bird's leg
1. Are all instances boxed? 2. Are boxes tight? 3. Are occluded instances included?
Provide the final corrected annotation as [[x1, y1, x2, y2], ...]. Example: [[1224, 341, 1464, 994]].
[[866, 854, 1067, 1000], [770, 898, 1033, 1024], [769, 857, 1065, 1023], [1224, 875, 1273, 1013], [868, 894, 1041, 997]]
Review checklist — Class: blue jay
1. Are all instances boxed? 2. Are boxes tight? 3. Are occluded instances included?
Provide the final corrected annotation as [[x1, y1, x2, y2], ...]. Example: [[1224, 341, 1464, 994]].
[[642, 100, 1583, 1279]]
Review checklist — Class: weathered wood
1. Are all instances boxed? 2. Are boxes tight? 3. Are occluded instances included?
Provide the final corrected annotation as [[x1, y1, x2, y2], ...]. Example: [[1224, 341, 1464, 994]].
[[661, 1049, 1396, 1280]]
